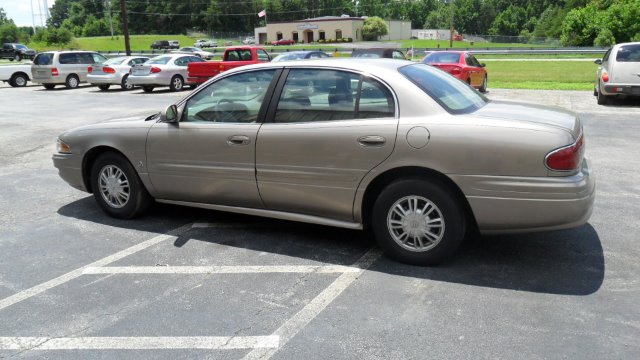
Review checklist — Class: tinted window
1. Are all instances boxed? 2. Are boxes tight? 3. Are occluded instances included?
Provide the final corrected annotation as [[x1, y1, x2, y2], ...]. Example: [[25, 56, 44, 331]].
[[77, 53, 95, 64], [92, 53, 107, 63], [616, 45, 640, 62], [392, 51, 406, 60], [104, 57, 126, 65], [602, 48, 611, 61], [274, 70, 395, 123], [257, 49, 270, 61], [59, 53, 76, 64], [33, 53, 53, 65], [183, 69, 276, 123], [174, 57, 189, 66], [399, 64, 487, 114], [147, 56, 171, 65], [424, 52, 461, 64], [16, 44, 27, 50]]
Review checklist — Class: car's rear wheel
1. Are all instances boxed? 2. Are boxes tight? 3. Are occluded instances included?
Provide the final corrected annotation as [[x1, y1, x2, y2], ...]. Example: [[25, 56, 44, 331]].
[[43, 84, 56, 90], [98, 84, 110, 91], [90, 152, 152, 219], [372, 178, 466, 265], [9, 73, 28, 87], [65, 74, 80, 89], [142, 86, 154, 93], [480, 75, 488, 93], [596, 82, 609, 105], [169, 75, 184, 91], [121, 74, 133, 90]]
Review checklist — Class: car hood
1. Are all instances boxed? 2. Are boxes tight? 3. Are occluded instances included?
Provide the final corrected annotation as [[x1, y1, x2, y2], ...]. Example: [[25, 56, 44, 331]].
[[65, 112, 157, 134], [473, 100, 581, 138]]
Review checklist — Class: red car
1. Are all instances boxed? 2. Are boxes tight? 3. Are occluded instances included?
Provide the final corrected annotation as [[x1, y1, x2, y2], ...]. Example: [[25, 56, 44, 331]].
[[271, 39, 295, 46], [422, 51, 487, 92]]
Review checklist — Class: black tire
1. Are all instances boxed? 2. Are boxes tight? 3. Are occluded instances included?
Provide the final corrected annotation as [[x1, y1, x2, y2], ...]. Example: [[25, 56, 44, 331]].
[[90, 152, 152, 219], [142, 86, 154, 93], [120, 74, 133, 90], [9, 58, 14, 62], [169, 75, 184, 92], [479, 75, 488, 93], [371, 178, 466, 265], [596, 83, 609, 105], [65, 74, 80, 89], [14, 54, 21, 61], [43, 84, 56, 90], [11, 73, 28, 87], [467, 78, 472, 85], [98, 84, 110, 91]]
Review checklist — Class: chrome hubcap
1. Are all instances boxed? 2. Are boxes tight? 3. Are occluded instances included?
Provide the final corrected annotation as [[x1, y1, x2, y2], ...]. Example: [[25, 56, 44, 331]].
[[15, 77, 26, 86], [387, 195, 445, 252], [69, 77, 78, 87], [173, 78, 182, 89], [98, 165, 130, 208]]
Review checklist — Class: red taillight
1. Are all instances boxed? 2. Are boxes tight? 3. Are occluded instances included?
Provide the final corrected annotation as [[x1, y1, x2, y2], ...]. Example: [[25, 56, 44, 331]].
[[601, 71, 609, 82], [150, 67, 161, 74], [51, 68, 59, 76], [545, 134, 584, 171], [87, 66, 92, 73], [103, 66, 115, 74], [450, 66, 462, 75]]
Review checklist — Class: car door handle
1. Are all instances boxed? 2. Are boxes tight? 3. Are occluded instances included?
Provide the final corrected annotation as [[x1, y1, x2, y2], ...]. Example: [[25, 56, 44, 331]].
[[227, 135, 251, 146], [358, 135, 386, 147]]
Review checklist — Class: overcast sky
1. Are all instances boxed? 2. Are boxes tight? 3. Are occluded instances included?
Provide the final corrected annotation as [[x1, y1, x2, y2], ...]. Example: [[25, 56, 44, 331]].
[[1, 0, 56, 27]]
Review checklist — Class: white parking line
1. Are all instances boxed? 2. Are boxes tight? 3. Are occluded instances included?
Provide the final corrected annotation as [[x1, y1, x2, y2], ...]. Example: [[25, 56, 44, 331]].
[[243, 248, 382, 360], [0, 336, 279, 350], [82, 265, 361, 275], [0, 223, 194, 311]]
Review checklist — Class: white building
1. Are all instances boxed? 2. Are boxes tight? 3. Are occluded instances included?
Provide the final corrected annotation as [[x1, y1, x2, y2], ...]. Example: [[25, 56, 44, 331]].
[[412, 29, 453, 40]]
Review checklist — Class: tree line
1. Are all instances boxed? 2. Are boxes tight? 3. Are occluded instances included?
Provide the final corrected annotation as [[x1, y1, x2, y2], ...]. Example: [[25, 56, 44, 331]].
[[2, 0, 639, 46]]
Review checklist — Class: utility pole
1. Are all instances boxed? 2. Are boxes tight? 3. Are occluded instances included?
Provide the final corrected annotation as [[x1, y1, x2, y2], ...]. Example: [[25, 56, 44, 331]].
[[106, 0, 114, 39], [449, 0, 455, 48], [119, 0, 131, 55]]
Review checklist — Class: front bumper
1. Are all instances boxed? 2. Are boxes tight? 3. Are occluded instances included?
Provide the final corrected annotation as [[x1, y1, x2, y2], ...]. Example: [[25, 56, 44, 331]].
[[452, 159, 596, 234], [52, 153, 87, 192]]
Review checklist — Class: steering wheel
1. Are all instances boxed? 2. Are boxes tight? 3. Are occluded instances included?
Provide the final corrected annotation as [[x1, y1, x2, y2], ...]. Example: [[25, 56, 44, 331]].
[[215, 98, 236, 122]]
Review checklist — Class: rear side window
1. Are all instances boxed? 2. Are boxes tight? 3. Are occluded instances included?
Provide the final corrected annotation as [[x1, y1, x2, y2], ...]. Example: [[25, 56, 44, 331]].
[[616, 45, 640, 62], [399, 64, 487, 114], [33, 53, 53, 65], [59, 53, 76, 64]]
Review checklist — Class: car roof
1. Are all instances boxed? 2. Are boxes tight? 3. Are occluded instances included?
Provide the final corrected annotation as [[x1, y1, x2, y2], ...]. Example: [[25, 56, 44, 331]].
[[227, 58, 412, 76], [38, 50, 100, 54]]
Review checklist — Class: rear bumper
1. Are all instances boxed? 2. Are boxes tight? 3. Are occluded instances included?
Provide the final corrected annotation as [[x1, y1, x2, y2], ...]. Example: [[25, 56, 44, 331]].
[[128, 74, 168, 87], [52, 153, 87, 192], [31, 77, 65, 85], [87, 74, 121, 85], [451, 159, 596, 234], [601, 83, 640, 96]]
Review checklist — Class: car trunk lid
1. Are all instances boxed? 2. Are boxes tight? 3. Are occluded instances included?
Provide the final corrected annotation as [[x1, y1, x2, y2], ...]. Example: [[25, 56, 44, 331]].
[[131, 64, 152, 76]]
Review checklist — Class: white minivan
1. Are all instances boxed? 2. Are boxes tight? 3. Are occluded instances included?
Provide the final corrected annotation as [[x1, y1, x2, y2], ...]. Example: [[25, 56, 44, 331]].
[[594, 42, 640, 104]]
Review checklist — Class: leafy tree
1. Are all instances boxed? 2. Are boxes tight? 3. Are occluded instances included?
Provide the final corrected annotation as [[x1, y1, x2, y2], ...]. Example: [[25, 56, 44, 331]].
[[0, 22, 19, 43], [362, 16, 388, 40], [0, 7, 9, 25], [489, 5, 527, 36]]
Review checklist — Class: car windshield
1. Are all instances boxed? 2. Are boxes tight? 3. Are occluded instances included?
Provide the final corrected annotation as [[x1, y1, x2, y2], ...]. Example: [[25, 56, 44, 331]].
[[147, 56, 171, 65], [399, 64, 488, 114], [616, 44, 640, 62], [353, 53, 382, 58], [15, 44, 28, 50], [33, 53, 53, 65], [104, 57, 127, 65], [423, 52, 461, 63]]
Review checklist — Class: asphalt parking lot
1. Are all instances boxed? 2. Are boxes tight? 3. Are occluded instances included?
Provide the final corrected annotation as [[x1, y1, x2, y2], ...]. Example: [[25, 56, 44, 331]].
[[0, 82, 639, 359]]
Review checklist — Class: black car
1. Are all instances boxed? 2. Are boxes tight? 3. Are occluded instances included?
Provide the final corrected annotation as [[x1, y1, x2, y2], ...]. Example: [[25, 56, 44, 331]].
[[351, 48, 406, 60], [0, 43, 36, 61], [150, 40, 171, 50]]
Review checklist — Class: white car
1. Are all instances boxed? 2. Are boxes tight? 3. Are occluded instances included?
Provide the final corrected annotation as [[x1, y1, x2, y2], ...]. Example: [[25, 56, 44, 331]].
[[0, 63, 32, 87], [127, 54, 205, 92], [594, 42, 640, 104], [242, 37, 255, 45], [171, 47, 215, 60], [194, 39, 218, 48], [87, 56, 149, 91]]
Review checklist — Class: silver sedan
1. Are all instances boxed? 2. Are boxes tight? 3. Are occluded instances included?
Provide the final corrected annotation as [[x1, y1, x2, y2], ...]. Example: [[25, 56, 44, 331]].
[[127, 54, 205, 92], [172, 47, 215, 60], [52, 59, 595, 265], [87, 56, 149, 91]]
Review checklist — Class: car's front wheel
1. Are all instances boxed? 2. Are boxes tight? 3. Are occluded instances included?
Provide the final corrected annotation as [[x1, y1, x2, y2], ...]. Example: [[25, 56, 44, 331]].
[[90, 152, 152, 219], [14, 54, 22, 61], [9, 73, 28, 87], [372, 178, 466, 265]]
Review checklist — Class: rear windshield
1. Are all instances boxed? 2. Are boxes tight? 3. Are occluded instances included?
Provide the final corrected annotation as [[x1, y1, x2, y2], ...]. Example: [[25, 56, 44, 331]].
[[352, 52, 382, 58], [399, 64, 487, 114], [104, 57, 127, 65], [423, 52, 461, 64], [33, 53, 53, 65], [147, 56, 171, 65], [273, 53, 305, 61], [616, 45, 640, 62]]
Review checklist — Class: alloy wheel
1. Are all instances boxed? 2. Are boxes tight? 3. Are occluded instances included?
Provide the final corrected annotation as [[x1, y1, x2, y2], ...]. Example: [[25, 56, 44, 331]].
[[386, 195, 445, 252]]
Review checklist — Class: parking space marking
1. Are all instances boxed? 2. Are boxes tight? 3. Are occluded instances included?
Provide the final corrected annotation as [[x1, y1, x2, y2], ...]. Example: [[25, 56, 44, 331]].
[[243, 248, 382, 360], [0, 336, 279, 350], [82, 265, 362, 275], [0, 223, 194, 311]]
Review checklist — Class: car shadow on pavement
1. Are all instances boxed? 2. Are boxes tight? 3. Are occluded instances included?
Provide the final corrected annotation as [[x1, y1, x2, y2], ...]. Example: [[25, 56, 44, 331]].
[[600, 97, 640, 107], [58, 197, 604, 296]]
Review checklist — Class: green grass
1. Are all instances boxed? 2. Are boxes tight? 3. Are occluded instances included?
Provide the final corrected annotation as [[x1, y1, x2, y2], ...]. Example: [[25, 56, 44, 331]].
[[397, 39, 548, 49], [484, 60, 597, 90], [27, 35, 247, 52]]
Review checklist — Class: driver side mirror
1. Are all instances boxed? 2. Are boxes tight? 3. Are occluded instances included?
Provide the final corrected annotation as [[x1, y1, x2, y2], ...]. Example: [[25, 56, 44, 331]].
[[161, 104, 179, 123], [594, 59, 602, 65]]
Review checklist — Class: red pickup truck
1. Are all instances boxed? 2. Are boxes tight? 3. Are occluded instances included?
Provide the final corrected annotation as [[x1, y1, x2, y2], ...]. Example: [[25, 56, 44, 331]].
[[187, 46, 271, 85]]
